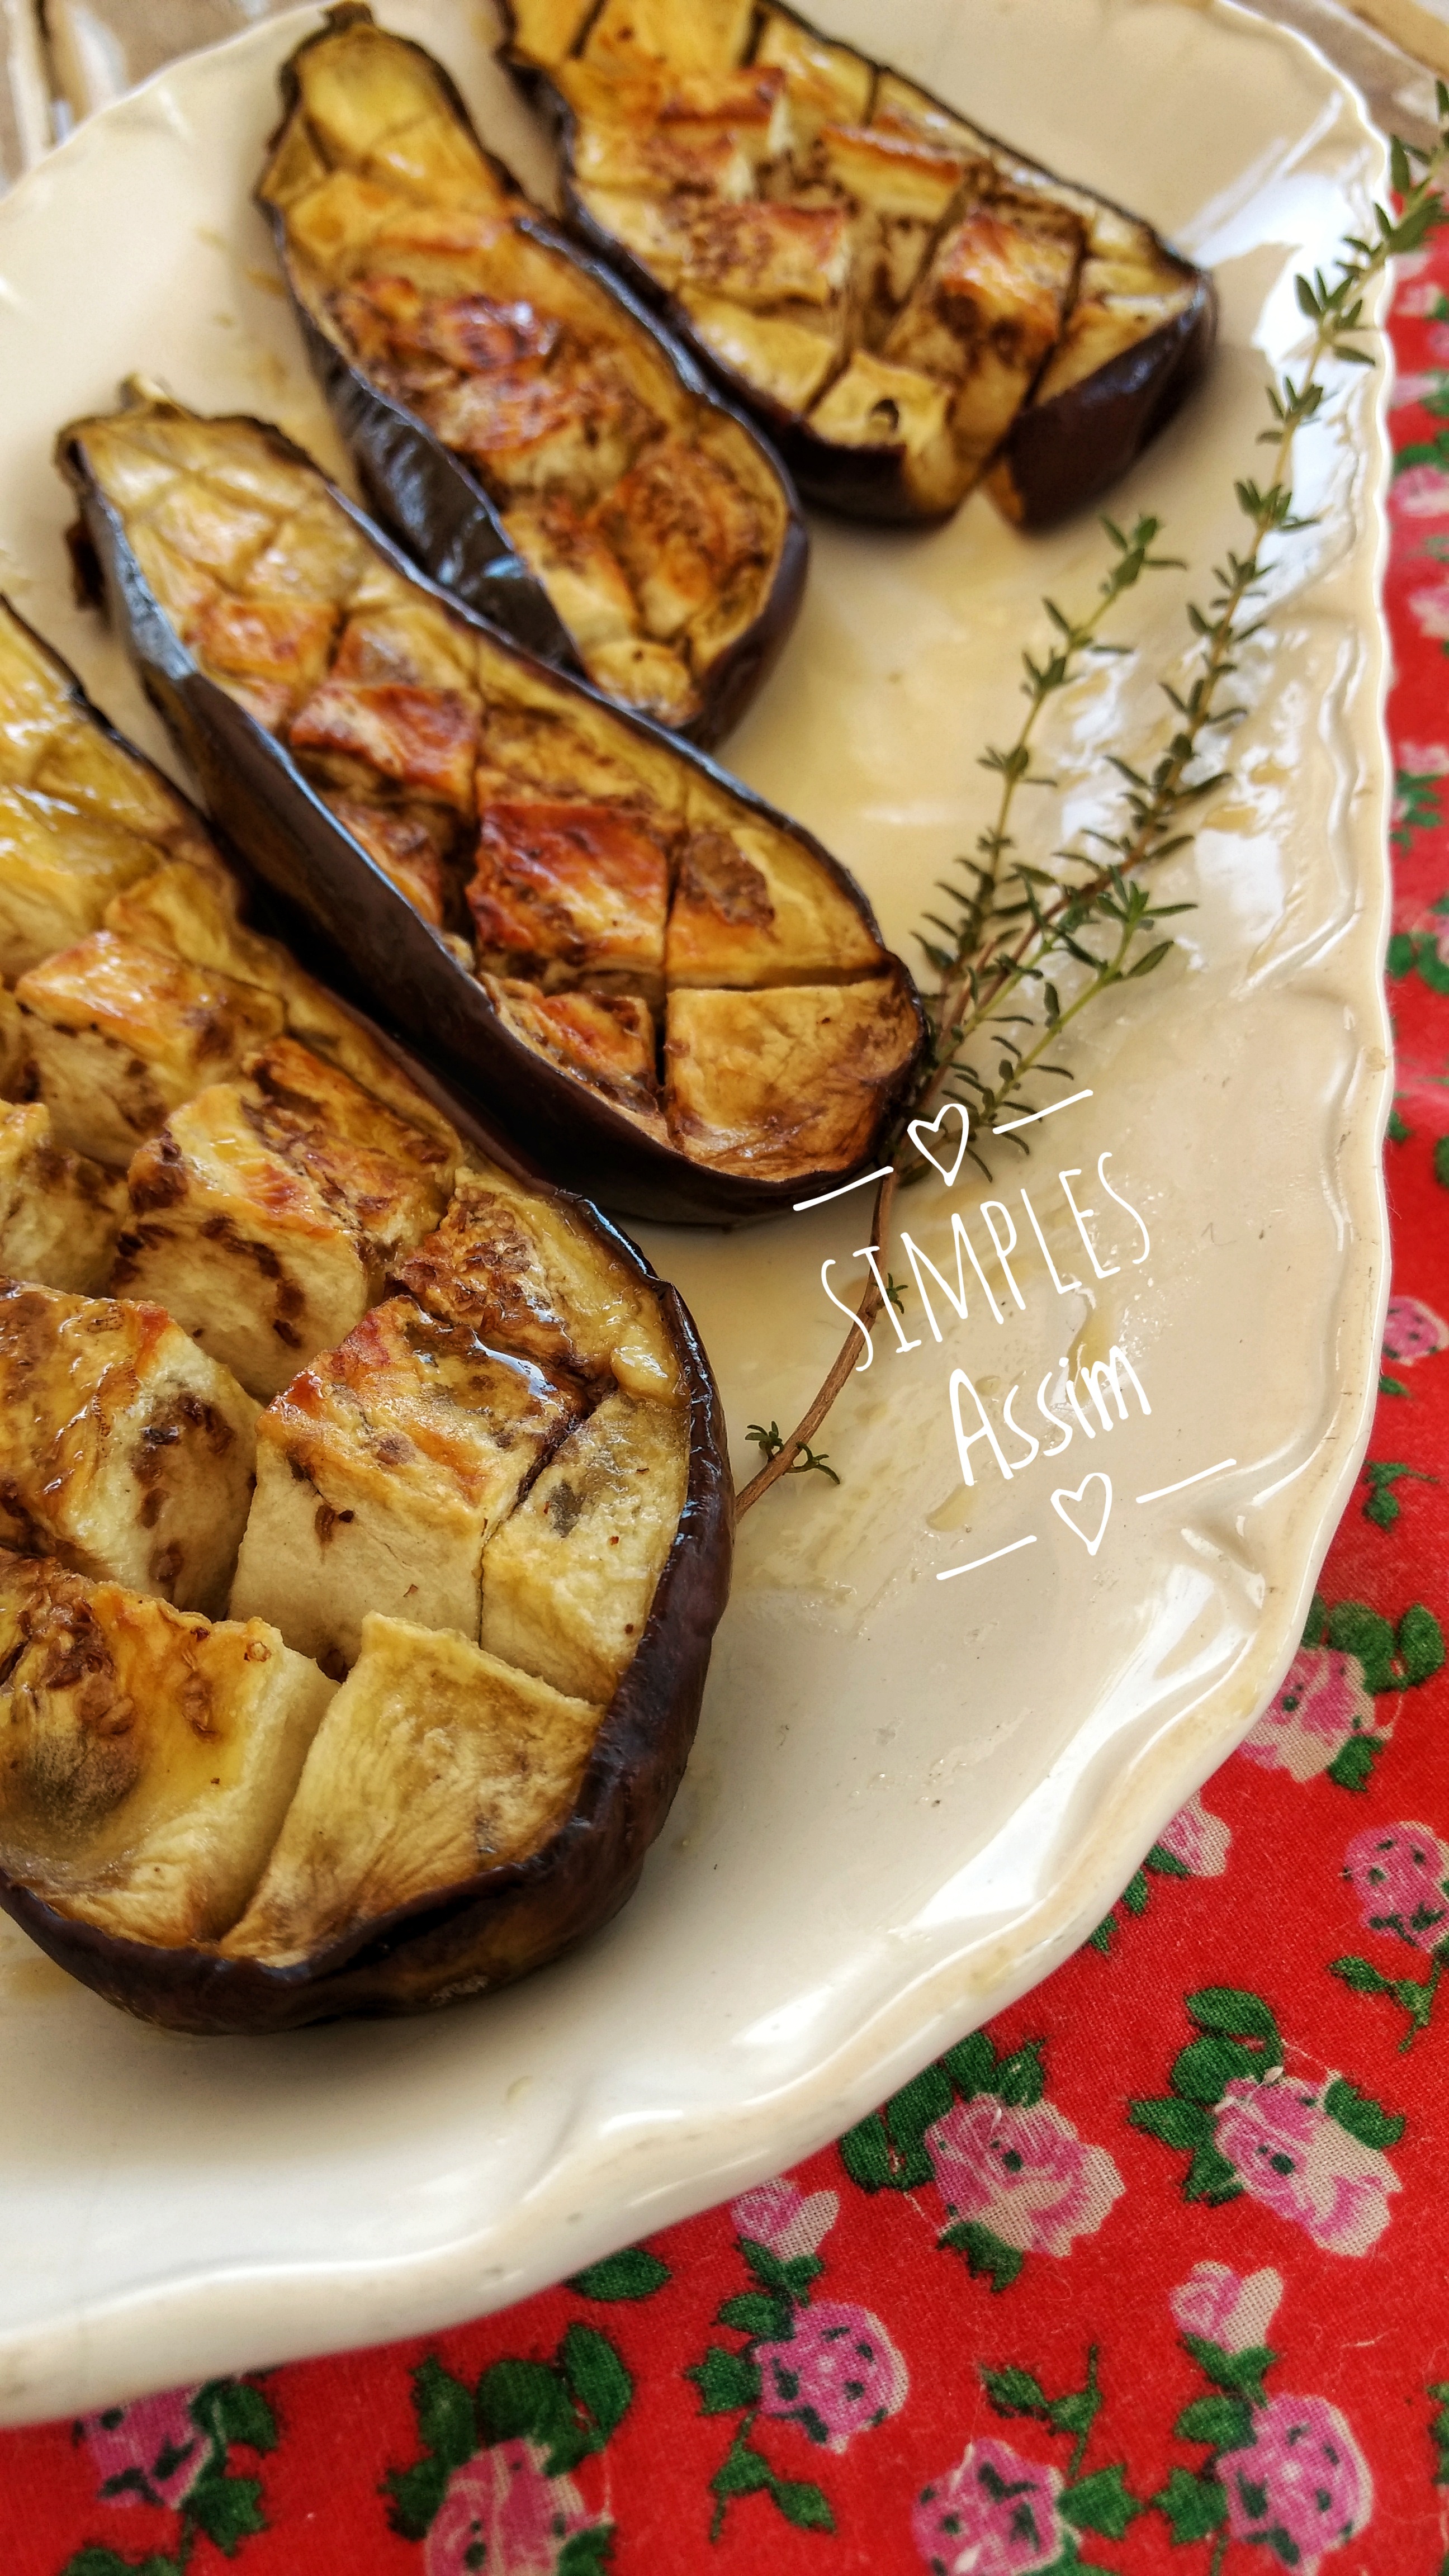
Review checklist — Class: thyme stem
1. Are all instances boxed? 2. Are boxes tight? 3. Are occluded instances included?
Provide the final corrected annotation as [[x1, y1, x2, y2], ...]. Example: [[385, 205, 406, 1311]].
[[932, 515, 1178, 980], [735, 1171, 896, 1515], [949, 112, 1449, 1083]]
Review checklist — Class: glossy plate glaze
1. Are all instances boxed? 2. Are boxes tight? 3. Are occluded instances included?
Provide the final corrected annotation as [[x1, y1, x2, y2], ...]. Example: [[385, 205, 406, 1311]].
[[0, 0, 1391, 2422]]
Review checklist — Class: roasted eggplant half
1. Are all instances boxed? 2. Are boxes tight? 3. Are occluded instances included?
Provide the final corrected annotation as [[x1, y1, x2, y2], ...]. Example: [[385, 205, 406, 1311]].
[[0, 593, 732, 2033], [257, 4, 807, 747], [58, 388, 923, 1225], [500, 0, 1216, 527]]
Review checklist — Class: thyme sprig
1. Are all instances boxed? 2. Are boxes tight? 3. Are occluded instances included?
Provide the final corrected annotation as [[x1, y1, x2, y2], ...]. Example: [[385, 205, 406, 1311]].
[[920, 513, 1182, 979], [736, 1171, 897, 1514], [934, 96, 1449, 1140], [907, 97, 1449, 1154], [745, 1420, 841, 1486], [737, 107, 1449, 1516]]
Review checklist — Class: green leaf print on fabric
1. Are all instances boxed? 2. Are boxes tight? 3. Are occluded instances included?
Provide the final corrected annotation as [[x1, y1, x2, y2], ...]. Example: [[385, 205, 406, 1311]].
[[382, 2332, 628, 2562], [705, 2426, 834, 2542], [1390, 771, 1445, 853], [690, 2347, 764, 2415], [936, 2220, 1025, 2293], [1155, 2465, 1230, 2544], [566, 2248, 672, 2303], [979, 2364, 1052, 2418], [840, 2031, 1122, 2291], [1241, 1593, 1444, 1791], [1322, 2075, 1407, 2148], [1058, 2462, 1141, 2539], [982, 2343, 1103, 2474], [1428, 2382, 1449, 2484], [913, 2346, 1139, 2572], [1332, 1820, 1449, 2045], [1182, 2337, 1278, 2410], [61, 2556, 181, 2576], [412, 2355, 476, 2475], [1154, 2265, 1374, 2564], [60, 2380, 277, 2576], [1129, 1989, 1404, 2251], [1360, 1459, 1437, 1528], [685, 2177, 905, 2544]]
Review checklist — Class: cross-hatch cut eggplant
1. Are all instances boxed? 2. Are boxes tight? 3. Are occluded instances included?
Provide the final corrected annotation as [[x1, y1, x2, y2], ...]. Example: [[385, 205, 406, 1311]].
[[58, 390, 923, 1224], [258, 5, 806, 747], [0, 595, 731, 2033], [501, 0, 1216, 527]]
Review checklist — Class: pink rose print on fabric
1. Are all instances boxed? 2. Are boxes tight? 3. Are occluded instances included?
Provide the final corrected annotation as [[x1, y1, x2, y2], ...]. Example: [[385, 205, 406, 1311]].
[[1169, 2261, 1282, 2353], [80, 2388, 203, 2511], [912, 2436, 1065, 2576], [1382, 1295, 1449, 1363], [1213, 2077, 1399, 2254], [1157, 1789, 1231, 1877], [755, 2300, 907, 2451], [1410, 576, 1449, 637], [926, 2095, 1124, 2258], [1395, 740, 1449, 775], [1219, 2392, 1372, 2572], [1396, 271, 1447, 310], [424, 2441, 596, 2576], [1393, 461, 1449, 512], [1240, 1646, 1381, 1782], [1344, 1820, 1449, 1949], [730, 2177, 839, 2262], [1389, 369, 1445, 406]]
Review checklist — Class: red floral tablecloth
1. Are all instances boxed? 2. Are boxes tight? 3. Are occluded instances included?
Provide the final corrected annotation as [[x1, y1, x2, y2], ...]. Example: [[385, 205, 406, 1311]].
[[6, 230, 1449, 2576]]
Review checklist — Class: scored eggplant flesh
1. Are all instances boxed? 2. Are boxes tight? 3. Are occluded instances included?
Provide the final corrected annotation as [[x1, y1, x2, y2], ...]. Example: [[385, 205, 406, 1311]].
[[258, 4, 806, 746], [58, 390, 923, 1224], [501, 0, 1216, 527], [0, 593, 731, 2032]]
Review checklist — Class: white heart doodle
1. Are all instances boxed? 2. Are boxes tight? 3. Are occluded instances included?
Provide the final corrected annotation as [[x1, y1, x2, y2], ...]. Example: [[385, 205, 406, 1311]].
[[907, 1100, 970, 1188], [1051, 1474, 1113, 1556]]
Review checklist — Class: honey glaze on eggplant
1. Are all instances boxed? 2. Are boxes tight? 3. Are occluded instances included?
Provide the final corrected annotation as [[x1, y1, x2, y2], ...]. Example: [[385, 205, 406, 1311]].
[[58, 390, 923, 1224], [258, 4, 806, 746], [0, 595, 731, 2032], [501, 0, 1216, 527]]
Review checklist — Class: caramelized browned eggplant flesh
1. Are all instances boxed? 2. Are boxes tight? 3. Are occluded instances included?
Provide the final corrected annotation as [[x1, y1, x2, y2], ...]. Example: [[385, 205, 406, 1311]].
[[58, 391, 922, 1221], [501, 0, 1215, 525], [258, 4, 804, 741], [0, 594, 731, 2031]]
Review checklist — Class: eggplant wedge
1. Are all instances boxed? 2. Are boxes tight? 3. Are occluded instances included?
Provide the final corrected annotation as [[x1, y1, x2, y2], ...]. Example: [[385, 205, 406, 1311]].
[[257, 4, 807, 748], [500, 0, 1216, 528], [57, 388, 924, 1225], [0, 593, 732, 2034]]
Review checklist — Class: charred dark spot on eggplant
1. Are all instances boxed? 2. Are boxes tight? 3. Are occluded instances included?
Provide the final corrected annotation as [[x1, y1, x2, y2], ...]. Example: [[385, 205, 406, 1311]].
[[257, 2, 808, 746], [56, 389, 924, 1224], [500, 0, 1216, 528], [0, 592, 732, 2034]]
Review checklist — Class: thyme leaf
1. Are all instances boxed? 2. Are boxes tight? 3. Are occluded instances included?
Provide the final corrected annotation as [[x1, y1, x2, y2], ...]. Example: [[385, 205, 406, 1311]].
[[745, 1420, 840, 1486]]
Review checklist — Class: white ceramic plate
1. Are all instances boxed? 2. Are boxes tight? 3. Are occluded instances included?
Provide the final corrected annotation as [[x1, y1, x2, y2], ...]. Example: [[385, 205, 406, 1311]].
[[0, 0, 1391, 2424]]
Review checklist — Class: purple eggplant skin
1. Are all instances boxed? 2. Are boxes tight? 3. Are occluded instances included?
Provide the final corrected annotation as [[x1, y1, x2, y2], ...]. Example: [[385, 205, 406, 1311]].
[[0, 1002, 735, 2036], [504, 8, 1216, 532], [987, 285, 1215, 533], [280, 288, 582, 675], [260, 8, 809, 750], [272, 222, 809, 745], [736, 268, 1215, 532], [58, 413, 925, 1227]]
